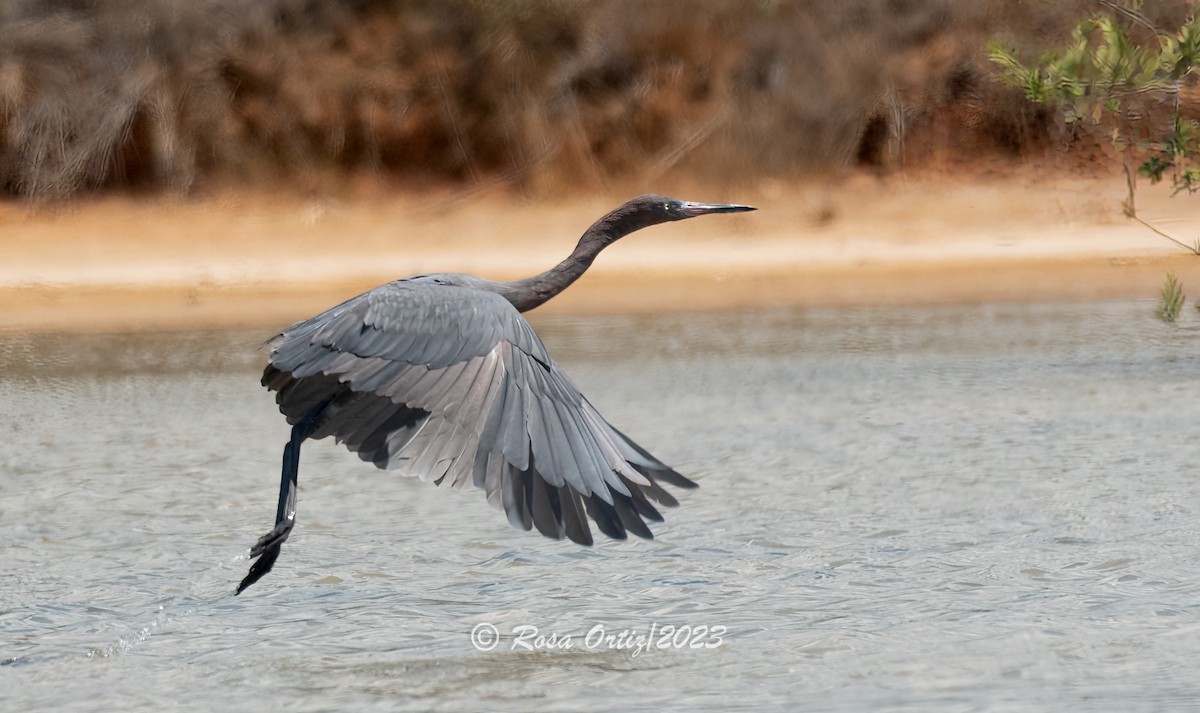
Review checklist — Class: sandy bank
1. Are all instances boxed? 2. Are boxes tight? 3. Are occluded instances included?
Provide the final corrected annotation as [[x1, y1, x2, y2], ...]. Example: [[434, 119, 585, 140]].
[[3, 172, 1199, 333]]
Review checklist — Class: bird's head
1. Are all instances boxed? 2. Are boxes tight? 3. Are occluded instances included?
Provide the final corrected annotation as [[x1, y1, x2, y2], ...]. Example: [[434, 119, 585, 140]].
[[632, 194, 756, 223], [590, 194, 756, 239]]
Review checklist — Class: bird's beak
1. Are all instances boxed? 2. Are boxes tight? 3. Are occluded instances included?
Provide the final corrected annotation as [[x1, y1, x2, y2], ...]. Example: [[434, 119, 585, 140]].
[[677, 201, 757, 218]]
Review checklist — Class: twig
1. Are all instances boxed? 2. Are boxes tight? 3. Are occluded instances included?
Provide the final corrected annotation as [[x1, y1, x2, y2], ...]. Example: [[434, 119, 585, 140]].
[[1096, 0, 1166, 37], [431, 56, 481, 185], [1129, 213, 1200, 254], [1122, 161, 1136, 217], [647, 114, 723, 179]]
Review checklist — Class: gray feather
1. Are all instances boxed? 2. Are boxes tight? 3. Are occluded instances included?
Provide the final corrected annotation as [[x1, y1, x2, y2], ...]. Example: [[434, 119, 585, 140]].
[[263, 277, 692, 545]]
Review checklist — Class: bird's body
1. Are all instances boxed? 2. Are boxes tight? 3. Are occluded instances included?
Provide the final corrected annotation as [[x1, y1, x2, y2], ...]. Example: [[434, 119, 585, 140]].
[[238, 195, 754, 593]]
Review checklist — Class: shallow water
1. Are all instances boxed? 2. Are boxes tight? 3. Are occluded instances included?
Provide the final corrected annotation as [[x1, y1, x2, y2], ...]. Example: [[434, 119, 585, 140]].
[[2, 301, 1199, 711]]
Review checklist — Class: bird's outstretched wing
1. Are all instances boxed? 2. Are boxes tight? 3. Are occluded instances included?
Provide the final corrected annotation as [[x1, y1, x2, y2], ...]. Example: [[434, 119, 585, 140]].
[[263, 280, 696, 545]]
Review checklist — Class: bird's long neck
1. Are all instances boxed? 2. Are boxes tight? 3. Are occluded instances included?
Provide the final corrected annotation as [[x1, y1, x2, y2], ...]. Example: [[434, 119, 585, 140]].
[[497, 211, 631, 313]]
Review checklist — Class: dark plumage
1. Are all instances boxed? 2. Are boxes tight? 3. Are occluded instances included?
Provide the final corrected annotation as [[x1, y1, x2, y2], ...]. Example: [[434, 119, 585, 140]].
[[237, 194, 755, 594]]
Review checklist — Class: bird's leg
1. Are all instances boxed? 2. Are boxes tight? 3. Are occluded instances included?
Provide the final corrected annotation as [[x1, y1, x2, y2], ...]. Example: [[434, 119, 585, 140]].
[[237, 400, 329, 594], [236, 428, 303, 594]]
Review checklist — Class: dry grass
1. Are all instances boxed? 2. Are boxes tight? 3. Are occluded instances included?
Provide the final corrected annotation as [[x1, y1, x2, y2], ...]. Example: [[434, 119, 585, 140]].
[[0, 0, 1194, 199]]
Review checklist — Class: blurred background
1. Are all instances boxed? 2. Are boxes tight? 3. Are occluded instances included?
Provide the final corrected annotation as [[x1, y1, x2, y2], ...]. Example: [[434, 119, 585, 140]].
[[4, 0, 1185, 197], [1, 0, 1199, 329]]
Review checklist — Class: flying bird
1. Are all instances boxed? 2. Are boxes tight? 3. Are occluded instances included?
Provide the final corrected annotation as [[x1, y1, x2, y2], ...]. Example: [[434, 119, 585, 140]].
[[238, 194, 755, 593]]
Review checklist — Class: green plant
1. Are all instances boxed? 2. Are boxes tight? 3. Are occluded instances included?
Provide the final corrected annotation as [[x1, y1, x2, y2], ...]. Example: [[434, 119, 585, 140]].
[[989, 2, 1200, 253], [1158, 272, 1185, 322]]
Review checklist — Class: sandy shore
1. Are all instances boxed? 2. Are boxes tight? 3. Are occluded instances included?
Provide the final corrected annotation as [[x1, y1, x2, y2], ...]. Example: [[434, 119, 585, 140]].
[[3, 171, 1199, 333]]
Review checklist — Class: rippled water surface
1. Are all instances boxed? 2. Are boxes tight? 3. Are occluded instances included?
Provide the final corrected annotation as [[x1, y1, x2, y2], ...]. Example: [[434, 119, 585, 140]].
[[3, 301, 1199, 711]]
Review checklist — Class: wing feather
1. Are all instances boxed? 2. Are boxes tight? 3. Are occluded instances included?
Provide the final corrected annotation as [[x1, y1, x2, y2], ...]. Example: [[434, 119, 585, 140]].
[[551, 398, 609, 497], [531, 390, 568, 488], [558, 485, 593, 545], [495, 347, 531, 470], [263, 280, 692, 544], [530, 469, 561, 539]]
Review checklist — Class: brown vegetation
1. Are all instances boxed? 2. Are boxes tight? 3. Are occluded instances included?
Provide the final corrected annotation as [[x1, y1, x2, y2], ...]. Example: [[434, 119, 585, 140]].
[[2, 0, 1194, 199]]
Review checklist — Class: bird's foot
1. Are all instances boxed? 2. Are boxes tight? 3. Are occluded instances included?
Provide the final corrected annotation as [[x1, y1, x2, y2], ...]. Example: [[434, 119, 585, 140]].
[[248, 519, 293, 558], [236, 520, 294, 594], [237, 542, 282, 595]]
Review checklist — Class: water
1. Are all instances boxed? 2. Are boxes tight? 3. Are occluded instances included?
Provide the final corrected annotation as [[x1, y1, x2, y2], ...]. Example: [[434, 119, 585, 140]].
[[2, 301, 1198, 711]]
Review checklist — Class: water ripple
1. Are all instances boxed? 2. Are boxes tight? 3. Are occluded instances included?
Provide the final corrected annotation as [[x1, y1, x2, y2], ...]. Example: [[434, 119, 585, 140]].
[[2, 301, 1200, 711]]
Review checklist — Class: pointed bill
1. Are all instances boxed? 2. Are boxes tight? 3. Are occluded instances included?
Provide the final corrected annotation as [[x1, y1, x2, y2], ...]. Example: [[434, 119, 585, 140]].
[[676, 201, 757, 218]]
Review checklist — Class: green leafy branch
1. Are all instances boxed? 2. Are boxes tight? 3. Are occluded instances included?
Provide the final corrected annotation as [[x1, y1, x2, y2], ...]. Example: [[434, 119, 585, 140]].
[[988, 4, 1200, 253]]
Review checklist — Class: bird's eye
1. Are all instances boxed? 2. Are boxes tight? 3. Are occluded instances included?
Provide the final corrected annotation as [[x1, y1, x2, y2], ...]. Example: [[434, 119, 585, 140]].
[[663, 202, 672, 211]]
